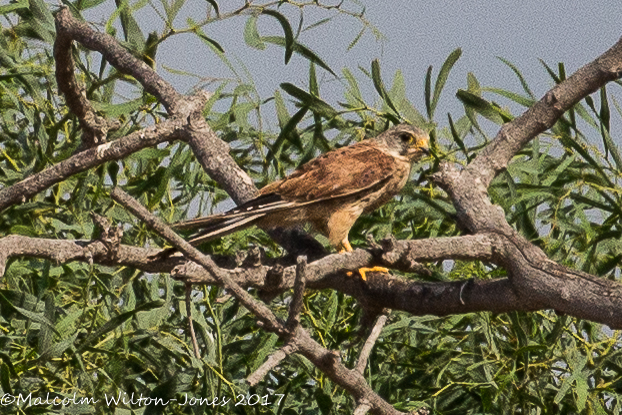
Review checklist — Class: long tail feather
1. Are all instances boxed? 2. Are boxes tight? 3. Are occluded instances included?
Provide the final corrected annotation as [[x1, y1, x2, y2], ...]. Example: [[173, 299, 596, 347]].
[[186, 214, 265, 246]]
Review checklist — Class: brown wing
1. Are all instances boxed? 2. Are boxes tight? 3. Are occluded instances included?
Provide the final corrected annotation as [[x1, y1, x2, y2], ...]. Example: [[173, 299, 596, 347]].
[[260, 141, 398, 202]]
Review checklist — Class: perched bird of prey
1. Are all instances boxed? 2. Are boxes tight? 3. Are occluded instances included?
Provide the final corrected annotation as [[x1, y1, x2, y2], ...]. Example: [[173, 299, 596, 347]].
[[171, 124, 429, 276]]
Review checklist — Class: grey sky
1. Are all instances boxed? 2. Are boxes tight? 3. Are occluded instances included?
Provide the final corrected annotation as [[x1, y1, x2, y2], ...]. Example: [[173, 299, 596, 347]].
[[86, 0, 622, 132]]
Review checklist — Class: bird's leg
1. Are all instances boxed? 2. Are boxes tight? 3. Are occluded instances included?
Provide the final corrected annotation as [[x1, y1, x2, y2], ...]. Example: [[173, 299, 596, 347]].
[[338, 238, 353, 253], [339, 237, 388, 281]]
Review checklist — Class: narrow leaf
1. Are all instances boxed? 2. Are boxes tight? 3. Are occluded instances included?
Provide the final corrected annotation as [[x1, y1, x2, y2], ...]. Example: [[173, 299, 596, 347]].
[[281, 82, 338, 119], [262, 9, 294, 64], [205, 0, 219, 16], [263, 36, 336, 76], [115, 0, 146, 51], [456, 90, 510, 124], [448, 113, 470, 161], [431, 48, 461, 118], [371, 59, 400, 117], [76, 300, 164, 351], [424, 65, 432, 119], [497, 57, 535, 99], [244, 15, 265, 50]]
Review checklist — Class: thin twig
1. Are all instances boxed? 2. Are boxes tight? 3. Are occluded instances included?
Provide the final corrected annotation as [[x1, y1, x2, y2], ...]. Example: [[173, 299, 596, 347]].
[[285, 256, 307, 332], [355, 314, 389, 374], [185, 284, 201, 359], [246, 342, 298, 386]]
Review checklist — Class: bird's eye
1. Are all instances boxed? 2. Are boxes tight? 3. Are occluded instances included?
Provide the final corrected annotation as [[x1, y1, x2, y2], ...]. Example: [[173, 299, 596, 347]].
[[399, 133, 413, 143]]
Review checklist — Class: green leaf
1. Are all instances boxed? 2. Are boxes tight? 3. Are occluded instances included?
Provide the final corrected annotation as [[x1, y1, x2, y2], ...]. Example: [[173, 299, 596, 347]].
[[204, 0, 219, 16], [309, 62, 318, 97], [390, 70, 427, 126], [262, 9, 294, 64], [599, 87, 622, 170], [497, 57, 535, 99], [26, 0, 55, 43], [115, 0, 146, 51], [314, 389, 333, 415], [483, 87, 535, 107], [539, 59, 561, 84], [92, 98, 143, 117], [0, 0, 28, 15], [456, 89, 512, 124], [371, 59, 400, 117], [430, 48, 461, 119], [193, 27, 225, 53], [263, 36, 336, 76], [268, 105, 306, 164], [424, 65, 432, 119], [281, 82, 338, 119], [348, 26, 366, 50], [0, 363, 12, 395], [448, 113, 470, 161], [165, 0, 185, 23], [76, 300, 164, 352], [244, 15, 265, 50], [0, 291, 59, 336]]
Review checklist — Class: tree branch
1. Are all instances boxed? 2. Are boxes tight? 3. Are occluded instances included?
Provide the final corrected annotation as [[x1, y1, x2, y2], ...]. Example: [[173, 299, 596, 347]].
[[54, 16, 108, 149], [246, 343, 298, 387], [110, 187, 409, 415], [55, 7, 182, 113], [355, 314, 388, 374], [469, 35, 622, 188], [0, 117, 187, 214]]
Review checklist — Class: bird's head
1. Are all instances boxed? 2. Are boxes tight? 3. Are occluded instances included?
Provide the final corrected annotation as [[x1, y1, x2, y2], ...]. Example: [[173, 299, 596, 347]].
[[377, 124, 430, 162]]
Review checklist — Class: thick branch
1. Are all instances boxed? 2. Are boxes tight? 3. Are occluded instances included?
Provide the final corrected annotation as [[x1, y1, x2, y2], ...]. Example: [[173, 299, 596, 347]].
[[424, 35, 622, 332], [5, 233, 611, 325]]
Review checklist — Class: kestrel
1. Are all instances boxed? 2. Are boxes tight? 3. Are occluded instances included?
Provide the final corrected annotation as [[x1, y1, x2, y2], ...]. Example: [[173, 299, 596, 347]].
[[171, 124, 430, 277]]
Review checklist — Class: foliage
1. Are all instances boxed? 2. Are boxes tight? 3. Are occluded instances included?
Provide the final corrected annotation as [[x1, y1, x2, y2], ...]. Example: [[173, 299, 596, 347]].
[[1, 1, 622, 414]]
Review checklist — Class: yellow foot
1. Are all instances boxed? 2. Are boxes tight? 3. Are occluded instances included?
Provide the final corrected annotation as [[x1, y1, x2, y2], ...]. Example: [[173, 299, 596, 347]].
[[346, 266, 389, 281]]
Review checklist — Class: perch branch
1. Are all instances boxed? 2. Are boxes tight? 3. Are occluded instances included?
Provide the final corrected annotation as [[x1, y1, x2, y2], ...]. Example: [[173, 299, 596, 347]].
[[110, 187, 409, 415]]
